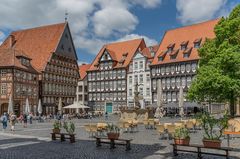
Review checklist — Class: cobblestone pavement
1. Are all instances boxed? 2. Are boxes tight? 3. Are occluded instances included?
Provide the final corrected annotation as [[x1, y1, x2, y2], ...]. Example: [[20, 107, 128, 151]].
[[0, 116, 239, 159]]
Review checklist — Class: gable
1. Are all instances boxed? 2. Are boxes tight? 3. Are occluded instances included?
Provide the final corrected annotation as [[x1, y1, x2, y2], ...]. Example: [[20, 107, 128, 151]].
[[134, 52, 144, 59], [55, 24, 78, 60], [100, 50, 112, 62]]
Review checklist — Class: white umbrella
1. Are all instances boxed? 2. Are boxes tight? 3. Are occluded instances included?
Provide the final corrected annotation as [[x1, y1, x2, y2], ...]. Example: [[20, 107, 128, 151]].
[[25, 98, 30, 114], [37, 99, 42, 115], [155, 80, 163, 118], [58, 97, 62, 115], [64, 102, 90, 109], [157, 80, 163, 108], [179, 86, 184, 118], [7, 94, 13, 114]]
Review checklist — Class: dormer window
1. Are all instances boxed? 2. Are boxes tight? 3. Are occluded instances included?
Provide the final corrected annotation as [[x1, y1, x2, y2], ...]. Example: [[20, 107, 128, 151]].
[[183, 53, 189, 58], [181, 41, 188, 50], [194, 38, 202, 48], [170, 55, 176, 60], [158, 56, 163, 61], [183, 47, 192, 58], [20, 57, 30, 66], [167, 43, 175, 53]]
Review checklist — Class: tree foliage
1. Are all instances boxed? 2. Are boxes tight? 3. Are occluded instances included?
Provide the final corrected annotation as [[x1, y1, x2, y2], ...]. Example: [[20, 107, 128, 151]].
[[187, 4, 240, 116]]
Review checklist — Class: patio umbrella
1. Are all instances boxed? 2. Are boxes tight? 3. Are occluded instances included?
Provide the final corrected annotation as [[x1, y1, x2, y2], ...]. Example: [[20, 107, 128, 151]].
[[179, 86, 184, 118], [25, 97, 30, 114], [7, 94, 13, 114], [37, 99, 42, 115], [63, 102, 90, 109], [58, 97, 62, 115], [155, 80, 163, 118]]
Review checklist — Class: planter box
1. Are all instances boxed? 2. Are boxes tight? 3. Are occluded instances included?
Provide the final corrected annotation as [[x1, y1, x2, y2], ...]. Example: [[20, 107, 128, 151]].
[[174, 138, 190, 145], [107, 133, 119, 140], [203, 139, 221, 148], [52, 128, 60, 134]]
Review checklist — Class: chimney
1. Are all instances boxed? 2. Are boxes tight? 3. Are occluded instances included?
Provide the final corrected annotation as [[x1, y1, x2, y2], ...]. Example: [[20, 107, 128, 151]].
[[9, 35, 15, 48]]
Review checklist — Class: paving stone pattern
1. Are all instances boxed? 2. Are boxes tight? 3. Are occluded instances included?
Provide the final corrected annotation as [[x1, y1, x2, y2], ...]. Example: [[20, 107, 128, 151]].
[[0, 116, 239, 159]]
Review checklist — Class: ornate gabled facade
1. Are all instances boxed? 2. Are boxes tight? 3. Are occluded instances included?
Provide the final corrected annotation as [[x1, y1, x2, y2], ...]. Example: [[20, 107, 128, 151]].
[[127, 45, 158, 108], [87, 39, 147, 113], [0, 22, 80, 114], [150, 19, 219, 112], [0, 46, 39, 116], [76, 64, 91, 110]]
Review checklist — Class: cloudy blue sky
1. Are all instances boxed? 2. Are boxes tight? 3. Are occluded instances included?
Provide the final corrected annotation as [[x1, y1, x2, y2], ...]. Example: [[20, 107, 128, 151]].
[[0, 0, 238, 64]]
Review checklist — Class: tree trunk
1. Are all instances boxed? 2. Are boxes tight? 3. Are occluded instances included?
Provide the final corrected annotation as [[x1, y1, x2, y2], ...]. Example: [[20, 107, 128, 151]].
[[230, 96, 235, 117]]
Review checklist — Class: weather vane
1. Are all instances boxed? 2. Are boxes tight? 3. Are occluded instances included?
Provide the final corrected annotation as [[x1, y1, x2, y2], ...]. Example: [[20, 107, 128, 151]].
[[65, 10, 68, 22]]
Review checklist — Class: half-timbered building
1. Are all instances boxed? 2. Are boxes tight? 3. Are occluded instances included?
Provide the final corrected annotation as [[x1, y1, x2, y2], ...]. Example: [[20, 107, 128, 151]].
[[0, 22, 79, 114], [87, 39, 147, 113], [0, 44, 39, 115], [150, 19, 219, 113]]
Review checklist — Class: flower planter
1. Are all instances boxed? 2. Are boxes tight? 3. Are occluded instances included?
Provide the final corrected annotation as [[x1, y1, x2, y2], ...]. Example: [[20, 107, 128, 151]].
[[107, 133, 119, 140], [52, 128, 60, 134], [174, 138, 190, 145], [203, 139, 221, 148]]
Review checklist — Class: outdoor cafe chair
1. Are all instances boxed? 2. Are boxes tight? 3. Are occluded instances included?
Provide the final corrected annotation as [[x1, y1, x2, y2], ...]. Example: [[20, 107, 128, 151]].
[[167, 125, 176, 140], [148, 119, 156, 129], [186, 121, 195, 133], [174, 122, 184, 128], [84, 124, 92, 137], [156, 124, 165, 139], [163, 123, 172, 129], [143, 119, 149, 129]]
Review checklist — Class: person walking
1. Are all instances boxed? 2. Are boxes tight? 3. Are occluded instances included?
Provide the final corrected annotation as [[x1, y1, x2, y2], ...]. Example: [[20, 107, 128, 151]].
[[29, 113, 33, 124], [1, 113, 8, 132], [23, 113, 27, 128], [10, 113, 16, 132], [105, 111, 108, 120]]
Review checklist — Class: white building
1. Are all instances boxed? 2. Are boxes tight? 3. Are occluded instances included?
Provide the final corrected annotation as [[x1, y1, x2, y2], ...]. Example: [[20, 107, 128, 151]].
[[76, 64, 91, 111], [127, 46, 158, 108]]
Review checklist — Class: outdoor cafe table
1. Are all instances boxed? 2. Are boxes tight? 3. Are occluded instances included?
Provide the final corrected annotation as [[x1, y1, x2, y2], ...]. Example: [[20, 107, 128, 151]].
[[224, 131, 240, 147]]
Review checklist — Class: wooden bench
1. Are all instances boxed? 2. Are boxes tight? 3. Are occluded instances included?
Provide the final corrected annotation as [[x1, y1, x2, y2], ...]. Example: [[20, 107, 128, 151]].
[[95, 136, 132, 151], [171, 144, 233, 159], [51, 133, 75, 143]]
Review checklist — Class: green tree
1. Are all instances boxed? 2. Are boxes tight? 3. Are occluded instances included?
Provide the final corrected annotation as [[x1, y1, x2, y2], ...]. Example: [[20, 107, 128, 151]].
[[188, 4, 240, 117]]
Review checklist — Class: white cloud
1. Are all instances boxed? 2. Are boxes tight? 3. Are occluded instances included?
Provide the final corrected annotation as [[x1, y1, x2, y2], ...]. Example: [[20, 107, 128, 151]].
[[92, 8, 138, 37], [176, 0, 227, 25], [117, 34, 158, 46], [130, 0, 162, 8], [0, 31, 5, 45], [0, 0, 160, 56]]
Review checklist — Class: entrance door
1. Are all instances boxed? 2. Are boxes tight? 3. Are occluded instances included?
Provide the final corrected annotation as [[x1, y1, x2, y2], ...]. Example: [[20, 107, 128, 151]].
[[105, 102, 113, 113], [0, 103, 8, 115]]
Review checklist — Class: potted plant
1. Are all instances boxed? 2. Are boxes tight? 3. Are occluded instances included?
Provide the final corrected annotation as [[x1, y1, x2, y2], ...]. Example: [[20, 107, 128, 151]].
[[53, 120, 61, 133], [63, 121, 75, 134], [174, 127, 190, 145], [199, 111, 229, 148], [106, 124, 120, 140]]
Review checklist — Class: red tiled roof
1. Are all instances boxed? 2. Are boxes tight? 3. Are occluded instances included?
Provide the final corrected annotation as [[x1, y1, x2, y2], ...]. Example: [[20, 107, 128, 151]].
[[79, 64, 91, 80], [0, 23, 66, 72], [88, 38, 146, 71], [0, 48, 38, 73], [152, 19, 219, 65]]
